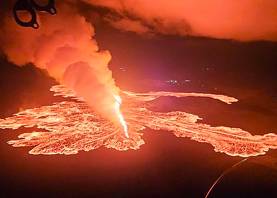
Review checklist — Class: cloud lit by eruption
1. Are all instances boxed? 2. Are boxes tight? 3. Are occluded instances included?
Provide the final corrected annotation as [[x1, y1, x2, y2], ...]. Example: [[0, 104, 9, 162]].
[[0, 2, 127, 131], [84, 0, 277, 41]]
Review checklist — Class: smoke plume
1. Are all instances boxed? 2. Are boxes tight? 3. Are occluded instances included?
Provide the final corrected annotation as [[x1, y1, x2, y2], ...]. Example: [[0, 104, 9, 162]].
[[0, 2, 120, 123], [84, 0, 277, 41]]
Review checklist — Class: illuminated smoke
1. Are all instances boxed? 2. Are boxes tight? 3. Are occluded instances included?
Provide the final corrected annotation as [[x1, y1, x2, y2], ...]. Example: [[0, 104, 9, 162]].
[[0, 2, 126, 128], [84, 0, 277, 41]]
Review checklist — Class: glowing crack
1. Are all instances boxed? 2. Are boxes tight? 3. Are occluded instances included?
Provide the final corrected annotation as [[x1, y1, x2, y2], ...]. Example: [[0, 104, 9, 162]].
[[0, 85, 276, 157]]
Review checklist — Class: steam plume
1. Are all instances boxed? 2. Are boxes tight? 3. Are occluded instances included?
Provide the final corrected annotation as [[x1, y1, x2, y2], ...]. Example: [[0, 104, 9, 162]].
[[0, 3, 119, 122]]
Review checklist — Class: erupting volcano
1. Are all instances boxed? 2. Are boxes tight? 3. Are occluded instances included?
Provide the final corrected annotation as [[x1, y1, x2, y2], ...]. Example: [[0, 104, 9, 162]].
[[0, 1, 276, 198], [0, 85, 276, 157]]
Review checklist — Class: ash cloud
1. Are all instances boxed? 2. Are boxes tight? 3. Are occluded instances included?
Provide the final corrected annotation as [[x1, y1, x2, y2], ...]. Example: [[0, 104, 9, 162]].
[[84, 0, 277, 41]]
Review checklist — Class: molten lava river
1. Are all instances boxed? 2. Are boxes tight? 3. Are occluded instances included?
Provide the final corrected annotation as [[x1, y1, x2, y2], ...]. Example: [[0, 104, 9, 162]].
[[0, 85, 276, 157]]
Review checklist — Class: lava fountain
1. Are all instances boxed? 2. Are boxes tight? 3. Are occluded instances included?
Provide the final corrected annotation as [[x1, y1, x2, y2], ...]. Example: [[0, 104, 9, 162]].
[[114, 95, 129, 138]]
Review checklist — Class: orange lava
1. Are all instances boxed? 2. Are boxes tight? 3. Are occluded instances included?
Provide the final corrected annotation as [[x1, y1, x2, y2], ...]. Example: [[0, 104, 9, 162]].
[[114, 95, 129, 138], [0, 85, 276, 156]]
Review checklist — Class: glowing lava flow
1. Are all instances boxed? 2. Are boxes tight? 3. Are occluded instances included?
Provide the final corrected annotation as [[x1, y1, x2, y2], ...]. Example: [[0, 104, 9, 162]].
[[0, 85, 276, 156], [114, 95, 129, 138]]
